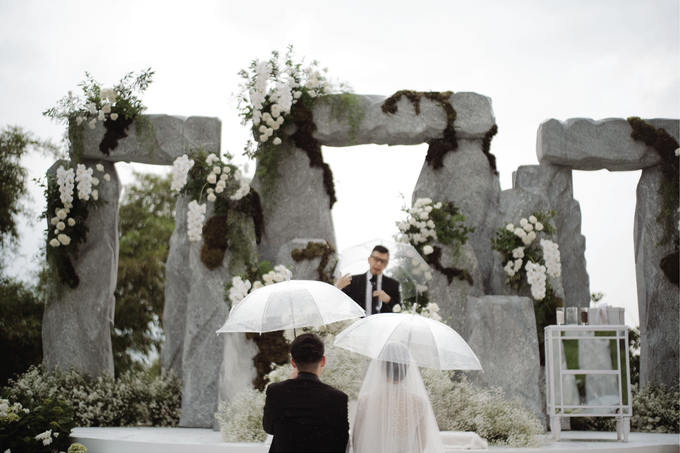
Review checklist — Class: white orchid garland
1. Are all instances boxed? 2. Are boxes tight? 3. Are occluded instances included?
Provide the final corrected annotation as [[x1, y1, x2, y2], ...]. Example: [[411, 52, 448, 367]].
[[48, 163, 110, 249]]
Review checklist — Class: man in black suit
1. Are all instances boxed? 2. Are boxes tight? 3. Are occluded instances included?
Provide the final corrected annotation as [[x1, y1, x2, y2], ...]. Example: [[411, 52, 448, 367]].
[[263, 333, 349, 452], [335, 245, 401, 315]]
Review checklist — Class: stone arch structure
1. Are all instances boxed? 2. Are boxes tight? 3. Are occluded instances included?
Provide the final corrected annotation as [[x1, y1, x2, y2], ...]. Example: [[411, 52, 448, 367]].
[[42, 95, 678, 429]]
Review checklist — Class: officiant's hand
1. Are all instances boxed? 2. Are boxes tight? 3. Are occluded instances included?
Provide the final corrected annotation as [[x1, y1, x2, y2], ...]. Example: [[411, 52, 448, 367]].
[[335, 273, 352, 290], [373, 290, 391, 303]]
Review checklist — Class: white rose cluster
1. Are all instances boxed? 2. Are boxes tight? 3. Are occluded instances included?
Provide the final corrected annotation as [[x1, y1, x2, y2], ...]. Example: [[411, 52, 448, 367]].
[[525, 261, 547, 300], [171, 154, 195, 193], [228, 265, 293, 308], [187, 201, 206, 242], [75, 87, 120, 129], [395, 198, 440, 245], [540, 239, 562, 278], [510, 216, 540, 246], [402, 302, 441, 322]]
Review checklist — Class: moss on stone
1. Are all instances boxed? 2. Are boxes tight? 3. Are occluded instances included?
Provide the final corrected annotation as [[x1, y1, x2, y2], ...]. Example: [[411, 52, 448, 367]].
[[246, 331, 290, 391], [381, 90, 458, 170], [290, 103, 337, 208], [291, 240, 336, 284], [100, 115, 134, 156], [481, 124, 499, 175], [627, 117, 679, 286]]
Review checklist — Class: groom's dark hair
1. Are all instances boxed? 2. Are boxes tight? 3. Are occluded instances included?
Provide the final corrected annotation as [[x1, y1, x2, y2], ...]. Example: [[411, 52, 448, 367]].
[[290, 333, 324, 371]]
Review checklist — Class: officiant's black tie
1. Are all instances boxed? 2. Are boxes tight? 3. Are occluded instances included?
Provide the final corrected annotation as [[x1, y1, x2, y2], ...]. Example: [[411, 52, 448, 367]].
[[370, 275, 378, 313]]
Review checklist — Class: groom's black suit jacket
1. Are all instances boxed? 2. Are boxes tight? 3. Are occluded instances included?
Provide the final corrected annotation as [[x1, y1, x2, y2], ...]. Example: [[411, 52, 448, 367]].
[[341, 273, 401, 314], [263, 372, 349, 452]]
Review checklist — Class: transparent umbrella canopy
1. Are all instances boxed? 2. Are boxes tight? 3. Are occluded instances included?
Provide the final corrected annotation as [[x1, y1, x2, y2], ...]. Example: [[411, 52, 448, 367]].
[[216, 280, 366, 334], [334, 313, 483, 371], [337, 238, 434, 301]]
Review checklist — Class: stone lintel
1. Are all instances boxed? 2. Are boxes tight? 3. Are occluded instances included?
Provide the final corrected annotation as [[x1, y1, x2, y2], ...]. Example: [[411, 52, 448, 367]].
[[76, 115, 221, 165], [537, 118, 679, 171], [313, 92, 496, 147]]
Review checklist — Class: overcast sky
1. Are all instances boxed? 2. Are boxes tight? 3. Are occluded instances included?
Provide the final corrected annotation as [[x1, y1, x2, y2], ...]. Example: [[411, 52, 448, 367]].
[[1, 0, 678, 327]]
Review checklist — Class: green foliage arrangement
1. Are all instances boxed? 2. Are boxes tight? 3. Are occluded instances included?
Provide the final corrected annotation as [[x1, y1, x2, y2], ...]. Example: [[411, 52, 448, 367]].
[[0, 396, 76, 452], [394, 197, 476, 309], [290, 240, 336, 284], [172, 150, 261, 272], [114, 172, 175, 376], [40, 161, 110, 289], [627, 117, 679, 285], [237, 46, 348, 205], [2, 365, 181, 428], [44, 69, 154, 159], [0, 276, 44, 388]]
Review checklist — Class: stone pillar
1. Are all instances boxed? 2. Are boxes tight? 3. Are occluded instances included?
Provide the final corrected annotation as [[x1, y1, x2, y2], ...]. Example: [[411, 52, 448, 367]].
[[512, 164, 590, 309], [634, 166, 679, 388], [252, 144, 337, 265], [161, 195, 191, 376], [465, 295, 545, 427], [424, 242, 484, 336], [179, 204, 259, 428], [42, 159, 120, 377]]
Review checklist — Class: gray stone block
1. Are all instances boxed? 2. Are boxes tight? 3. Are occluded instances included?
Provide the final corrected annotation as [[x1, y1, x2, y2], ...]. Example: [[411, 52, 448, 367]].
[[412, 139, 502, 293], [76, 115, 221, 165], [634, 166, 679, 388], [464, 295, 545, 427], [313, 92, 495, 147], [252, 144, 337, 265], [217, 333, 259, 430], [537, 118, 678, 171], [161, 195, 191, 376], [42, 159, 119, 377], [275, 238, 336, 281], [179, 205, 258, 428], [513, 165, 590, 309], [425, 242, 484, 337]]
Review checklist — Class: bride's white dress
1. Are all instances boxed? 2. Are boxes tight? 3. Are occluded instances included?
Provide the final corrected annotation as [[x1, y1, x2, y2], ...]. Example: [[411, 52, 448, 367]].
[[351, 344, 445, 453]]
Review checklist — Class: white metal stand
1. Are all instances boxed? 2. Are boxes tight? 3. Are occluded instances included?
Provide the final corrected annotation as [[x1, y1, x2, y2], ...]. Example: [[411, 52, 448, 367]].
[[545, 325, 633, 442]]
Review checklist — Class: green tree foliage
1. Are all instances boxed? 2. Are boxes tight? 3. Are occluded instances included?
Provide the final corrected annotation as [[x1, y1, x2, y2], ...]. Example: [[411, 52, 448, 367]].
[[113, 172, 175, 376], [0, 126, 57, 260], [0, 276, 44, 387]]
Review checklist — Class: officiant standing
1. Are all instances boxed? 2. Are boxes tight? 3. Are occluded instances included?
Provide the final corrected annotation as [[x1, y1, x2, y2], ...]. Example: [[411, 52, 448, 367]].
[[335, 245, 401, 315]]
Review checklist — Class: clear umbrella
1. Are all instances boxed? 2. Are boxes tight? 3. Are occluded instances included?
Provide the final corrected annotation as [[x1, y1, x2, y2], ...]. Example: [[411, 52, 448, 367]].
[[216, 280, 366, 334], [337, 238, 433, 301], [333, 312, 483, 370]]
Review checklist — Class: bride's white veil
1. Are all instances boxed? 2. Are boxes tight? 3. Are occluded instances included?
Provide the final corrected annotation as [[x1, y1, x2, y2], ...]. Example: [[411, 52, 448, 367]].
[[352, 342, 444, 453]]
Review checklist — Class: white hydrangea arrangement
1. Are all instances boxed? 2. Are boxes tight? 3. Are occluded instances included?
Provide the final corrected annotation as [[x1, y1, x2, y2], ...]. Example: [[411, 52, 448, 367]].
[[227, 264, 293, 309], [170, 151, 252, 243], [492, 211, 561, 301]]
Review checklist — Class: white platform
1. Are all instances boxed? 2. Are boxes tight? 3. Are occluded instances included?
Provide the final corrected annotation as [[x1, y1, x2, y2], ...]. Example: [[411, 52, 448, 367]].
[[71, 427, 679, 453]]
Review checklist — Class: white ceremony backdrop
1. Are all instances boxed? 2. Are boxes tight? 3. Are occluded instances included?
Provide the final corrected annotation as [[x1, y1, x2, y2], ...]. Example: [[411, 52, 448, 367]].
[[1, 0, 679, 329]]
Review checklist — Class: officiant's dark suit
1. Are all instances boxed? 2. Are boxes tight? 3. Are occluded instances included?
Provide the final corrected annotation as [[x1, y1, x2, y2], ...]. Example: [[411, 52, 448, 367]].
[[337, 245, 401, 315], [263, 334, 349, 452], [341, 272, 401, 314]]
